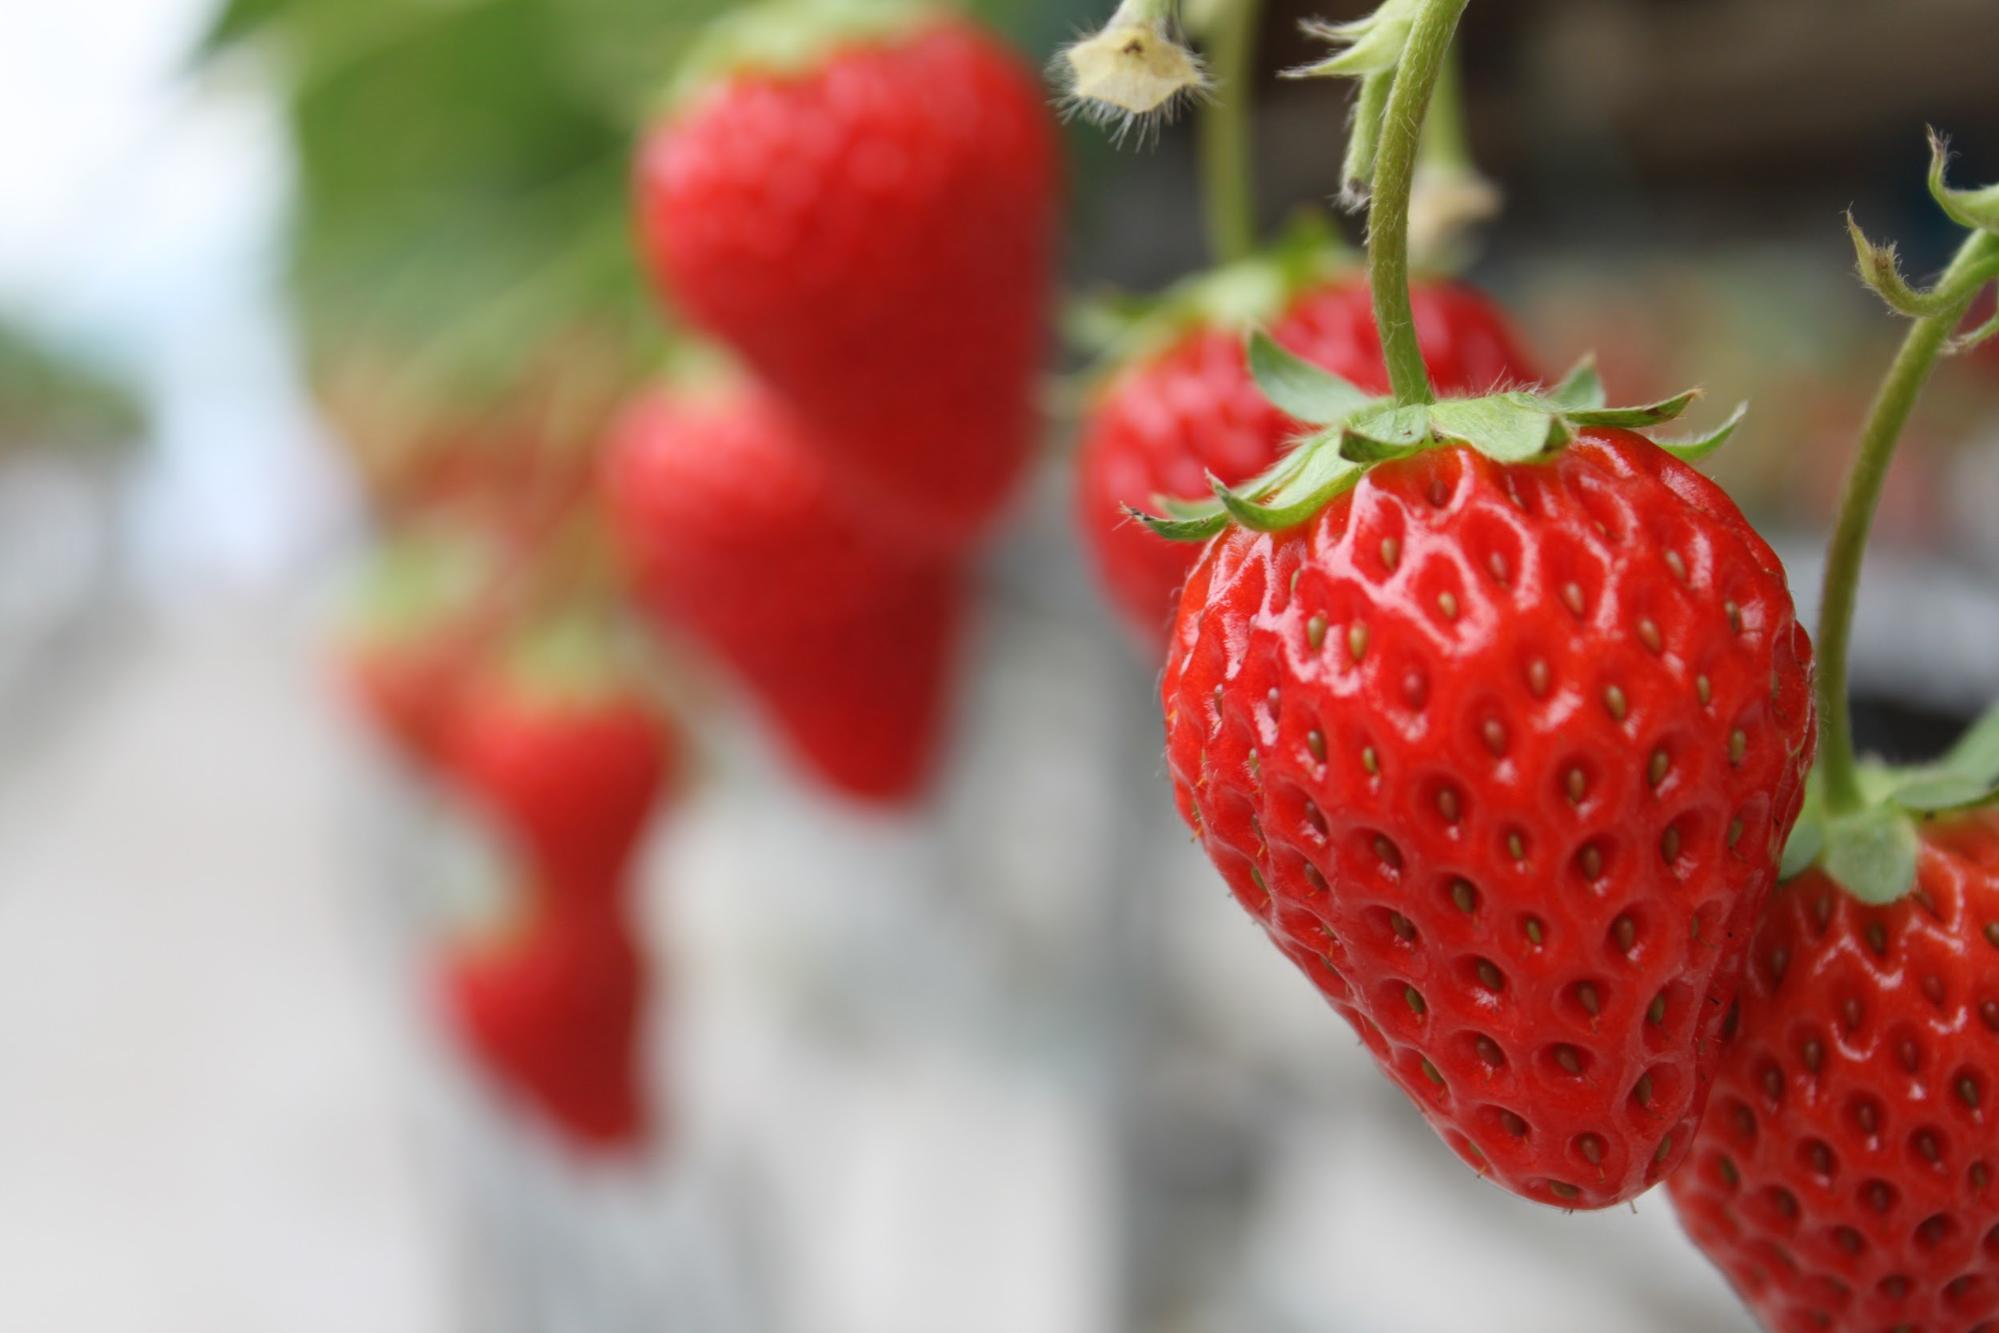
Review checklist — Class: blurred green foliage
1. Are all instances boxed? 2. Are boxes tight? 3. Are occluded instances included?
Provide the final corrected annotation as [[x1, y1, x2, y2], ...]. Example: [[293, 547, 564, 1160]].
[[204, 0, 1069, 425], [0, 320, 145, 452]]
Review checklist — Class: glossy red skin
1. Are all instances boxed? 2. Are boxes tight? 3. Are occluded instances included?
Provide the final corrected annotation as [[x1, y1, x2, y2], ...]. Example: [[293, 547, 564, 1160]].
[[637, 22, 1060, 553], [442, 675, 673, 890], [1669, 814, 1999, 1332], [441, 909, 650, 1152], [1078, 278, 1539, 649], [604, 386, 962, 803], [1162, 431, 1815, 1207]]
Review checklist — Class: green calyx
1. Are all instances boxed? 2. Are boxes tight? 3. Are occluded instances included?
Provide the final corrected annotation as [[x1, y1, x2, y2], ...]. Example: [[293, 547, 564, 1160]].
[[345, 529, 494, 647], [1066, 212, 1356, 383], [1131, 336, 1743, 541], [667, 0, 933, 114], [1781, 704, 1999, 903], [499, 610, 638, 708]]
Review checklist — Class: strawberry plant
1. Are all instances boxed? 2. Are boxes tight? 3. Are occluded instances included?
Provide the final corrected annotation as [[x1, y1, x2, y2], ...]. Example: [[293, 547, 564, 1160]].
[[1092, 0, 1814, 1209], [1667, 140, 1999, 1331]]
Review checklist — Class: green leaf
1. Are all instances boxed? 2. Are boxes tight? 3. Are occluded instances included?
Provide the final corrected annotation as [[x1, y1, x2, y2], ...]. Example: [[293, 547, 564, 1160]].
[[1929, 130, 1999, 236], [1545, 356, 1606, 412], [1891, 774, 1999, 813], [1820, 806, 1921, 905], [1342, 404, 1431, 460], [1219, 440, 1364, 531], [1561, 389, 1700, 430], [1878, 700, 1999, 812], [1940, 698, 1999, 784], [1247, 330, 1376, 426], [1779, 814, 1825, 880], [1429, 396, 1561, 463], [1654, 402, 1749, 464], [1128, 503, 1229, 543]]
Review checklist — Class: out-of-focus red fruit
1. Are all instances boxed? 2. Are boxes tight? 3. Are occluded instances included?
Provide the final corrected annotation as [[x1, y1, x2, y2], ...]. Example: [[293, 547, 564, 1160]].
[[337, 529, 502, 767], [440, 908, 650, 1153], [1077, 275, 1537, 649], [441, 617, 675, 890], [636, 8, 1061, 553], [604, 382, 962, 804]]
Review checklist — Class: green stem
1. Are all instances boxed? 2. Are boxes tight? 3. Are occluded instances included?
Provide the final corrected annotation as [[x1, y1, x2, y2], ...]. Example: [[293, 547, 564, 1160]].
[[1816, 228, 1999, 814], [1367, 0, 1470, 407], [1197, 0, 1262, 264]]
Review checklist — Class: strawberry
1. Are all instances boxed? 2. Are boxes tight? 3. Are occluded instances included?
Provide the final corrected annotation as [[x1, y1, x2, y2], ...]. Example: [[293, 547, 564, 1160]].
[[1079, 269, 1538, 648], [337, 528, 504, 767], [1154, 361, 1814, 1206], [1668, 811, 1999, 1332], [635, 3, 1060, 552], [603, 382, 962, 803], [441, 617, 674, 891], [440, 905, 650, 1152]]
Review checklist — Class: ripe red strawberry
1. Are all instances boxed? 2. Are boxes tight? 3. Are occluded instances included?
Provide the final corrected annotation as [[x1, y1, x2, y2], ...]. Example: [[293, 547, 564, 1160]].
[[1668, 812, 1999, 1331], [440, 906, 650, 1152], [338, 528, 503, 767], [603, 382, 962, 803], [1080, 274, 1538, 648], [635, 7, 1060, 552], [441, 619, 675, 890], [1162, 430, 1814, 1207]]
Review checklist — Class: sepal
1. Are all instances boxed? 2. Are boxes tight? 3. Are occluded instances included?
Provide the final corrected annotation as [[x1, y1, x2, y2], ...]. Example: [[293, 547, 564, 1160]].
[[1132, 332, 1735, 543]]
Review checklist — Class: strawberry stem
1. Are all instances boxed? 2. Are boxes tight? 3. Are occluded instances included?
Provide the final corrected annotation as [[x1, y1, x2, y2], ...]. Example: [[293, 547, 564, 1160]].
[[1817, 228, 1999, 814], [1197, 0, 1263, 264], [1365, 0, 1469, 407]]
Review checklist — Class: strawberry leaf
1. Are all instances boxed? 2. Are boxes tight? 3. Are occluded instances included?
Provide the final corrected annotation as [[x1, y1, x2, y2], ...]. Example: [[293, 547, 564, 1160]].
[[1654, 402, 1749, 464], [1545, 356, 1606, 412], [1214, 443, 1363, 532], [1884, 700, 1999, 813], [1561, 389, 1700, 430], [1342, 403, 1431, 459], [1940, 697, 1999, 781], [1128, 502, 1229, 542], [1248, 329, 1377, 425], [1821, 806, 1921, 905], [1780, 814, 1825, 881], [1890, 774, 1999, 813], [1430, 396, 1560, 462]]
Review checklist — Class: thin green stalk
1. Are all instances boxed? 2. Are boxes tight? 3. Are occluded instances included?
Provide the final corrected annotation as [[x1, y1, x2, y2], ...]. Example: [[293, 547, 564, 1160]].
[[1816, 228, 1999, 813], [1367, 0, 1470, 406], [1198, 0, 1262, 264]]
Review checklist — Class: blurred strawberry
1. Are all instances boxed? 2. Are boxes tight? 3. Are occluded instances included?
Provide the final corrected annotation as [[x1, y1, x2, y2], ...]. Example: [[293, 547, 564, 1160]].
[[636, 3, 1060, 553], [442, 615, 675, 892], [440, 906, 650, 1152], [337, 528, 504, 767], [604, 381, 962, 804]]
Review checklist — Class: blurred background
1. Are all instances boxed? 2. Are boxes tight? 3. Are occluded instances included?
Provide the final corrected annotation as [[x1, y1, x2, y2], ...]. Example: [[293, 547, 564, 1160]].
[[5, 1, 1999, 1330]]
